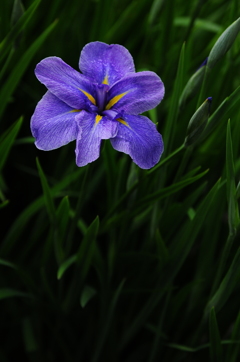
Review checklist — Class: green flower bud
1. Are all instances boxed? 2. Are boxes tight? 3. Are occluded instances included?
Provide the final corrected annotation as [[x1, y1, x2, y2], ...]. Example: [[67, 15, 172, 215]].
[[208, 18, 240, 68], [179, 65, 206, 110], [184, 97, 212, 147]]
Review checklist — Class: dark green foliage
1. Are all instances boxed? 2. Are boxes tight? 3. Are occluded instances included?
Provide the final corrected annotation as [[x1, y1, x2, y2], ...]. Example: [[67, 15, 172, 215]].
[[1, 0, 240, 361]]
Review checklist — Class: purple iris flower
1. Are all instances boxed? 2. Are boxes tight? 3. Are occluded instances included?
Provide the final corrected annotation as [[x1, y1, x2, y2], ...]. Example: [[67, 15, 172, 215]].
[[31, 41, 165, 169]]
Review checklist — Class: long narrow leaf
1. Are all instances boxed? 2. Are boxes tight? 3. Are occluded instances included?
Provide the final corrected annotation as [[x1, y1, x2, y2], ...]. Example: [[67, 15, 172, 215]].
[[163, 42, 185, 154], [209, 307, 223, 362], [0, 0, 41, 62], [36, 158, 56, 224], [0, 19, 57, 118], [0, 288, 31, 300], [226, 120, 239, 233], [0, 117, 22, 171]]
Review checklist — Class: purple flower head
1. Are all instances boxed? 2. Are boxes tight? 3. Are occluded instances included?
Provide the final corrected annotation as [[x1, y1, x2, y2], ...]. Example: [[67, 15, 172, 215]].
[[31, 41, 165, 169]]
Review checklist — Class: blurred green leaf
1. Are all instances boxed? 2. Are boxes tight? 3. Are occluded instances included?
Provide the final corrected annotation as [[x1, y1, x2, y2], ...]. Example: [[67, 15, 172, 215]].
[[92, 279, 125, 362], [0, 200, 9, 209], [148, 0, 165, 25], [209, 307, 223, 362], [126, 162, 138, 191], [57, 216, 99, 280], [80, 285, 97, 308], [11, 0, 25, 27], [155, 229, 169, 266], [56, 196, 70, 243], [226, 310, 240, 361], [0, 288, 31, 300], [36, 158, 56, 224], [22, 318, 38, 353], [167, 342, 208, 352], [14, 137, 34, 145], [0, 18, 57, 118], [54, 196, 71, 263], [0, 168, 84, 256], [57, 254, 77, 280], [76, 215, 99, 280], [166, 340, 239, 353], [226, 120, 239, 233], [104, 2, 143, 42], [120, 178, 221, 350], [148, 106, 158, 125], [209, 123, 240, 295], [0, 0, 40, 62], [0, 116, 22, 171], [170, 179, 221, 268], [174, 18, 223, 33], [164, 42, 185, 154], [137, 169, 208, 209], [205, 247, 240, 317], [0, 258, 17, 269]]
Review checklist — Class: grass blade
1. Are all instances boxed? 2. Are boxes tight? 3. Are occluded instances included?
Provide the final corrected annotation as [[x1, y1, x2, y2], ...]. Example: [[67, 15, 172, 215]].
[[205, 247, 240, 317], [0, 19, 58, 118], [57, 254, 77, 280], [0, 117, 22, 171], [209, 307, 223, 362], [226, 120, 239, 233], [163, 42, 185, 154], [0, 288, 31, 300], [0, 0, 41, 62], [36, 158, 56, 224]]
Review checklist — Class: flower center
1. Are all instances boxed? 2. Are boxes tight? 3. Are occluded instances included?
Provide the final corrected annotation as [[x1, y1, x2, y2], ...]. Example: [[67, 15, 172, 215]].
[[95, 84, 109, 112]]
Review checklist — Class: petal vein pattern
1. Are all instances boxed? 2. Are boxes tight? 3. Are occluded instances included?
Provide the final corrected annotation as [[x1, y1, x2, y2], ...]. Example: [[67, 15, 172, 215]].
[[111, 114, 164, 169], [30, 91, 78, 150], [108, 71, 164, 115], [79, 41, 135, 86]]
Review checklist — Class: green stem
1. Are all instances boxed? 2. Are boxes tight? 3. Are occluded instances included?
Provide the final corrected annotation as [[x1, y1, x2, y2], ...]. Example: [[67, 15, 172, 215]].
[[197, 65, 211, 108], [174, 146, 192, 182]]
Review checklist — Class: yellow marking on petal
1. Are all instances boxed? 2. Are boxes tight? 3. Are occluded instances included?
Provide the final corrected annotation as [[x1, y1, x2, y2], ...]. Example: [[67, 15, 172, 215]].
[[102, 75, 109, 85], [79, 89, 96, 105], [70, 109, 81, 113], [105, 91, 128, 110], [117, 118, 129, 127], [95, 115, 103, 124]]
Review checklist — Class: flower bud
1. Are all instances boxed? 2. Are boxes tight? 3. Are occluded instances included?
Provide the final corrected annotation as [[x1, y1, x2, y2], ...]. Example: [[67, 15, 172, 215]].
[[208, 18, 240, 68], [179, 65, 206, 110], [184, 97, 212, 147]]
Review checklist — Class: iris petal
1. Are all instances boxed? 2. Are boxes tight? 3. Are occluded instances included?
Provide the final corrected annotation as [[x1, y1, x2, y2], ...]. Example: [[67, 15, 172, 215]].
[[107, 71, 165, 115], [75, 111, 118, 167], [35, 57, 96, 109], [31, 91, 79, 150], [110, 114, 164, 169], [79, 41, 135, 86]]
